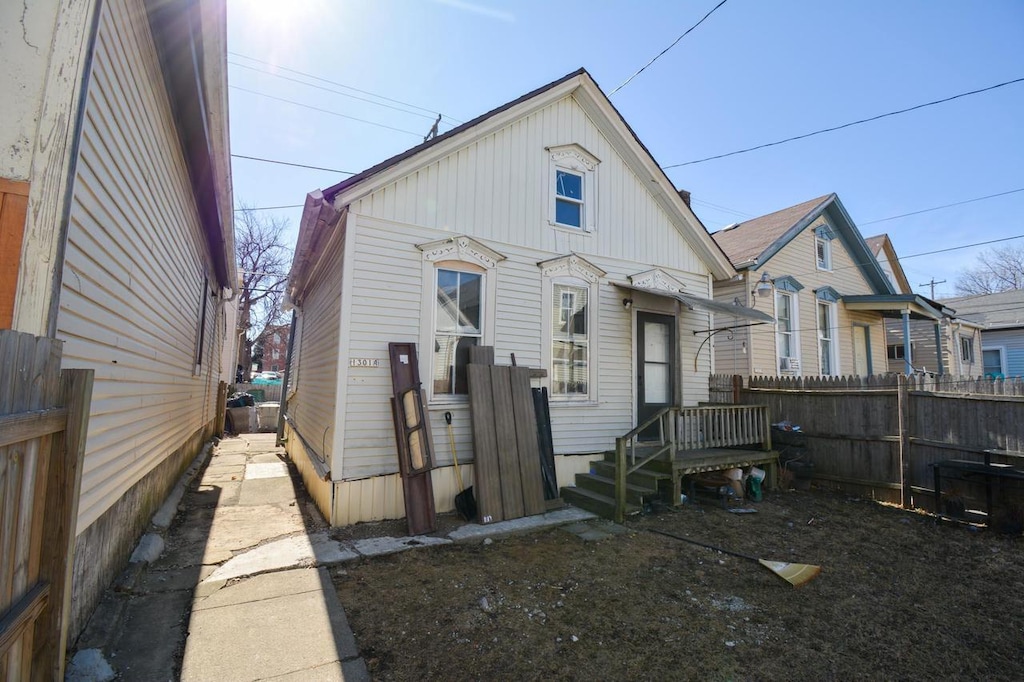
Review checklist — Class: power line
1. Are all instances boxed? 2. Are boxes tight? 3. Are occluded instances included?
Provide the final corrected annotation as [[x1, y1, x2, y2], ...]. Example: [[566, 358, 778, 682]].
[[233, 204, 303, 212], [229, 61, 449, 125], [664, 76, 1024, 168], [231, 154, 356, 174], [229, 51, 463, 125], [860, 188, 1024, 225], [902, 233, 1024, 260], [609, 0, 731, 96], [230, 86, 424, 137]]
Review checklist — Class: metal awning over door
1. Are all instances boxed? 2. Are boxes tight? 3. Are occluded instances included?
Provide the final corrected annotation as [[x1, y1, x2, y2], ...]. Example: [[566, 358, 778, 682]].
[[612, 282, 775, 325]]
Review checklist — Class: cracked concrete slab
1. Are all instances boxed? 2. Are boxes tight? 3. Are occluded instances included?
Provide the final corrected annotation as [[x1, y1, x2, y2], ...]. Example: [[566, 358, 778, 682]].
[[351, 535, 451, 557], [205, 504, 305, 554], [203, 532, 358, 583], [446, 506, 597, 542], [237, 477, 301, 506]]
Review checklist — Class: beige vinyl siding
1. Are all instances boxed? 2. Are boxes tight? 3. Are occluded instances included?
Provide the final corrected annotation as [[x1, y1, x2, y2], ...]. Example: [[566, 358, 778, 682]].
[[884, 320, 982, 376], [339, 212, 712, 480], [351, 95, 704, 275], [58, 0, 221, 532], [710, 277, 754, 376]]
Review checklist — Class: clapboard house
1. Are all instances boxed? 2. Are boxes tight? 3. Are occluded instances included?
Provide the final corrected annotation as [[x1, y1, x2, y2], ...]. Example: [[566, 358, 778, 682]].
[[281, 69, 771, 527]]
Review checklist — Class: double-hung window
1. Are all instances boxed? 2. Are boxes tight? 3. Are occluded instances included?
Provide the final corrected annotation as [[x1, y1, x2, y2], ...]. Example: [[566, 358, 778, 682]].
[[554, 170, 584, 229], [817, 301, 837, 375], [548, 144, 598, 232], [777, 292, 795, 359], [433, 268, 482, 395], [552, 283, 589, 397]]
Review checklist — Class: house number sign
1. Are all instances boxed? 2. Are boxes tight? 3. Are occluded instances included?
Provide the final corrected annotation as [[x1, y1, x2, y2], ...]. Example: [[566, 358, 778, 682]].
[[349, 358, 382, 368]]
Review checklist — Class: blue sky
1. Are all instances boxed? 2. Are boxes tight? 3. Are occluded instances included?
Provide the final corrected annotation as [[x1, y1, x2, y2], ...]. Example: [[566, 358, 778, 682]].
[[227, 0, 1024, 299]]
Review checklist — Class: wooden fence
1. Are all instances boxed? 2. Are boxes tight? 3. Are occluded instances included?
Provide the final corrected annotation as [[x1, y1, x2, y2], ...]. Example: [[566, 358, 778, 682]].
[[711, 374, 1024, 517], [1, 330, 92, 680]]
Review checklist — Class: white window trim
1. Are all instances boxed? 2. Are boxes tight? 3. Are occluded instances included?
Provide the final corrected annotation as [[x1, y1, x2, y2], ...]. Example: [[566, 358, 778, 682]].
[[192, 275, 210, 376], [418, 236, 503, 404], [547, 144, 599, 233], [982, 346, 1007, 376], [540, 254, 604, 405], [775, 290, 801, 374], [959, 334, 975, 364], [816, 299, 839, 376], [815, 235, 832, 271]]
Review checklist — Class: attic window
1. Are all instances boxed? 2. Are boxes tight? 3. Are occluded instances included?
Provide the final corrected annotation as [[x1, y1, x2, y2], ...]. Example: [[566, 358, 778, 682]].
[[814, 225, 834, 271], [548, 144, 599, 232]]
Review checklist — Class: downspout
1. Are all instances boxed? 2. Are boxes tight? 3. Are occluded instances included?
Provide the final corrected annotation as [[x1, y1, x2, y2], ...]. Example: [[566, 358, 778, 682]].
[[902, 310, 912, 375], [934, 321, 945, 376]]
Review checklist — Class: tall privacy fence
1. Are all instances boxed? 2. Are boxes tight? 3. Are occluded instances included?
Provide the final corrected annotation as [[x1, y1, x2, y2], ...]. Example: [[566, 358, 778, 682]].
[[1, 330, 93, 679], [709, 374, 1024, 517]]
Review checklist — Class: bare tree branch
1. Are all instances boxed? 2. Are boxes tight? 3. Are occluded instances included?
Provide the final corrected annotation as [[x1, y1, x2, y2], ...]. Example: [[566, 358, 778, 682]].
[[234, 204, 293, 378], [954, 244, 1024, 295]]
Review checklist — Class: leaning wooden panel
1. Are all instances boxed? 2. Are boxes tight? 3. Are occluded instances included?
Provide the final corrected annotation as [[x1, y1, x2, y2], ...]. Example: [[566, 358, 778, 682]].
[[491, 366, 524, 520], [468, 364, 503, 524], [510, 367, 545, 515]]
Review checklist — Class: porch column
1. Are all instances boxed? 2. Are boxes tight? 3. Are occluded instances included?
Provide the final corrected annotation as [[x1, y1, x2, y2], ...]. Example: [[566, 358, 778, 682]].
[[933, 321, 945, 376], [902, 310, 912, 375]]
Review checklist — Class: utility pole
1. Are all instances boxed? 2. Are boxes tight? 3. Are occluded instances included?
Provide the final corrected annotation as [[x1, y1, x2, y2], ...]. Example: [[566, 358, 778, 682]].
[[919, 278, 946, 299]]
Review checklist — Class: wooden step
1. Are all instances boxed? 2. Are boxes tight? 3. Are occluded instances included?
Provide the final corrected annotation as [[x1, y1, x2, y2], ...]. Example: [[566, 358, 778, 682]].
[[589, 460, 670, 489], [574, 473, 656, 506], [560, 486, 639, 520]]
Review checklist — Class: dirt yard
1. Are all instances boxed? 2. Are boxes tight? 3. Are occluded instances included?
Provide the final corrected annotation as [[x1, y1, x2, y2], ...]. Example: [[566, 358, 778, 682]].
[[331, 489, 1023, 681]]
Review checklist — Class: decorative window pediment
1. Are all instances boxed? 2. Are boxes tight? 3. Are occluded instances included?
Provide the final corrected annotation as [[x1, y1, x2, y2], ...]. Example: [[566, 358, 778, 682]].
[[628, 268, 684, 292], [814, 224, 835, 240], [774, 275, 804, 293], [815, 286, 841, 303], [417, 235, 505, 269], [547, 144, 600, 173], [538, 253, 606, 283]]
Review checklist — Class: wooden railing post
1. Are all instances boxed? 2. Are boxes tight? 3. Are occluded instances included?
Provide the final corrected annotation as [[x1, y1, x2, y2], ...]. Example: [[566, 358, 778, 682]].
[[614, 437, 627, 524], [732, 374, 742, 405]]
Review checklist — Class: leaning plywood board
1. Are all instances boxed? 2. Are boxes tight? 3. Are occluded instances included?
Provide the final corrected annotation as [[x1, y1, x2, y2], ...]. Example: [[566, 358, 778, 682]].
[[490, 365, 525, 520], [468, 364, 503, 524], [510, 367, 545, 515]]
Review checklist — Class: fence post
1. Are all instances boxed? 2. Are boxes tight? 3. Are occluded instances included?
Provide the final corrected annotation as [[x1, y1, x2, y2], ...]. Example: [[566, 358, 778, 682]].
[[897, 373, 911, 508], [732, 374, 742, 405], [215, 381, 228, 437], [33, 368, 93, 679]]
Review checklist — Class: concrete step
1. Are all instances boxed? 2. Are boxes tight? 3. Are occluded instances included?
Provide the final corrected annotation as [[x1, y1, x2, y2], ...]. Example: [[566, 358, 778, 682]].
[[574, 473, 655, 506], [560, 486, 638, 521]]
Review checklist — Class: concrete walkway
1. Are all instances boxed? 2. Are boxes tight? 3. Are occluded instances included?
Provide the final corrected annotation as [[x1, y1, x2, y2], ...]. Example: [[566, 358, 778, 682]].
[[68, 433, 599, 681]]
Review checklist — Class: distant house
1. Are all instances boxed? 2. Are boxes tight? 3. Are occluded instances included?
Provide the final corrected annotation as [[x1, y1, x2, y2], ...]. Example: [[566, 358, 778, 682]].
[[941, 289, 1024, 378], [710, 194, 953, 377], [865, 234, 983, 376], [281, 69, 770, 527], [258, 323, 291, 373], [2, 0, 234, 639]]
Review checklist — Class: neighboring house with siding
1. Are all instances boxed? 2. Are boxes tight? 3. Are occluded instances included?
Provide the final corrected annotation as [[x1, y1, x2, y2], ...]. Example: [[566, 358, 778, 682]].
[[864, 234, 984, 376], [942, 289, 1024, 378], [281, 69, 769, 527], [709, 194, 954, 377], [2, 0, 234, 640]]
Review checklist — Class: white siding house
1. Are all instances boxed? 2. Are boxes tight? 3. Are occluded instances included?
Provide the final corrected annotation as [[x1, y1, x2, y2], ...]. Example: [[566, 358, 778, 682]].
[[283, 70, 765, 526], [3, 0, 234, 640]]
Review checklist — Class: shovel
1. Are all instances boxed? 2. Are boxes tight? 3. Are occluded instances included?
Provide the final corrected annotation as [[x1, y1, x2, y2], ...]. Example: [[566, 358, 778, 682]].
[[649, 528, 822, 587], [445, 411, 477, 521]]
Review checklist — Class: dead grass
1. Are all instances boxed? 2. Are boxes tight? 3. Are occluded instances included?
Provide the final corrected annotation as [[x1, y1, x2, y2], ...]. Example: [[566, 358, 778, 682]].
[[332, 489, 1024, 681]]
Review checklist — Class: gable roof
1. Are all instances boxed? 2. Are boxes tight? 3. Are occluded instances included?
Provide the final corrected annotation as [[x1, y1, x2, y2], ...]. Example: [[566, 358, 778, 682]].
[[307, 68, 735, 280], [941, 289, 1024, 329], [864, 233, 912, 294], [710, 193, 894, 294]]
